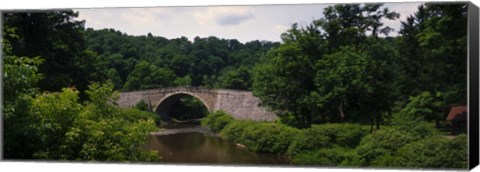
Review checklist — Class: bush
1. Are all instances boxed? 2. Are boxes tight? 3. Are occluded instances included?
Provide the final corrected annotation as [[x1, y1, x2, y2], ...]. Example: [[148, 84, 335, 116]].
[[395, 135, 467, 168], [287, 123, 368, 155], [291, 147, 352, 166], [390, 107, 438, 141], [349, 127, 417, 166], [134, 99, 150, 112], [120, 108, 160, 124], [221, 120, 256, 144], [222, 120, 300, 154], [392, 119, 436, 140], [26, 82, 161, 162], [243, 122, 300, 153], [28, 88, 82, 159], [201, 111, 235, 132]]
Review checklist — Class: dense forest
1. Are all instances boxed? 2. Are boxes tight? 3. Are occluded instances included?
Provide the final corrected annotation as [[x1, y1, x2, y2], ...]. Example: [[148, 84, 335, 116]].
[[2, 3, 468, 168]]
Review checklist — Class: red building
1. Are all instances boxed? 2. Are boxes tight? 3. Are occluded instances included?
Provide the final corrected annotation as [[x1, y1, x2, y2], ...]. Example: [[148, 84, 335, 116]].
[[446, 106, 467, 135]]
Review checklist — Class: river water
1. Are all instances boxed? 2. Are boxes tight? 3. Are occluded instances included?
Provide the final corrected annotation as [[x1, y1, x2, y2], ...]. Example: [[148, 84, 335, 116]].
[[144, 124, 290, 165]]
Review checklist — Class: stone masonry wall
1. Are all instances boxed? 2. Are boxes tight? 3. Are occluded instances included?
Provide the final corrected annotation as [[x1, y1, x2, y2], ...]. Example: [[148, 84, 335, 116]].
[[117, 87, 277, 121]]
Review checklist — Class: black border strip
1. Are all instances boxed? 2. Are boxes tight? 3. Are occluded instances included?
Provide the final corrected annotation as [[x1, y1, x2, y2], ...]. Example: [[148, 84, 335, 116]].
[[0, 10, 4, 160], [468, 1, 479, 170]]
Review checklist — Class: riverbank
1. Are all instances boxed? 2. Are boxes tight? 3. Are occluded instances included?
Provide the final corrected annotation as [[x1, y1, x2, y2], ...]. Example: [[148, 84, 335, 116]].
[[150, 125, 212, 136]]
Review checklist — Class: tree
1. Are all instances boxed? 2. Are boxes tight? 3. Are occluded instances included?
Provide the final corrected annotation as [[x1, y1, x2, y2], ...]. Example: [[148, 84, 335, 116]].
[[3, 55, 44, 158], [72, 50, 108, 99], [106, 68, 123, 89], [316, 4, 399, 51], [313, 46, 374, 123], [123, 60, 175, 90], [252, 23, 325, 128], [252, 3, 399, 128], [173, 75, 192, 86], [3, 10, 92, 92], [416, 3, 467, 104], [29, 88, 83, 159], [216, 66, 253, 90], [396, 3, 467, 106]]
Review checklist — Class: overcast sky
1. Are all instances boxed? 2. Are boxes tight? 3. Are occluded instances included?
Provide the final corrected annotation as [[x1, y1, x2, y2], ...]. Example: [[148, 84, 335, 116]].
[[75, 2, 422, 43]]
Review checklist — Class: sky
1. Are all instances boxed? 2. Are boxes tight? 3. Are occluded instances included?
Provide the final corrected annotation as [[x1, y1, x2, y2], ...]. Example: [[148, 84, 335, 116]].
[[74, 2, 421, 43]]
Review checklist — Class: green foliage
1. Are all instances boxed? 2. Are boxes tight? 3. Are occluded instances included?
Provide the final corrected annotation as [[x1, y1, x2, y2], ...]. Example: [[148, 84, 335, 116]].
[[123, 60, 176, 90], [252, 4, 400, 127], [252, 31, 323, 127], [134, 99, 150, 112], [63, 117, 159, 161], [201, 111, 235, 132], [173, 75, 192, 86], [390, 92, 441, 139], [241, 123, 300, 153], [3, 55, 44, 158], [287, 124, 368, 155], [83, 28, 278, 89], [3, 3, 468, 167], [220, 120, 257, 144], [3, 55, 44, 100], [394, 135, 467, 168], [120, 108, 159, 123], [216, 66, 253, 90], [59, 82, 159, 162], [29, 88, 82, 159], [318, 4, 399, 50], [396, 91, 442, 121], [3, 80, 160, 161], [393, 119, 436, 141], [397, 4, 467, 103], [106, 68, 123, 89], [169, 96, 208, 120], [313, 47, 375, 122], [291, 147, 352, 166], [3, 10, 106, 93], [84, 81, 119, 119], [348, 127, 417, 166], [221, 120, 300, 154]]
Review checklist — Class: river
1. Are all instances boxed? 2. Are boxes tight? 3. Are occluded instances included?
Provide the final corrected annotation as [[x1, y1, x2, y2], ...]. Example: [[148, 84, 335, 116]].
[[144, 124, 290, 165]]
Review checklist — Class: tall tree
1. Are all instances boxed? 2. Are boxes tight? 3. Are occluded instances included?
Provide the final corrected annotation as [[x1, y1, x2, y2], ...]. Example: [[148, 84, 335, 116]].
[[396, 3, 467, 127], [2, 11, 102, 92], [252, 3, 400, 128], [253, 22, 326, 128], [123, 60, 176, 90]]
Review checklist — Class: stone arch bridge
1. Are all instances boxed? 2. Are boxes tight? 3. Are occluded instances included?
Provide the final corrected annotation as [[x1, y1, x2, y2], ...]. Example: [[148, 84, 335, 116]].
[[117, 87, 277, 121]]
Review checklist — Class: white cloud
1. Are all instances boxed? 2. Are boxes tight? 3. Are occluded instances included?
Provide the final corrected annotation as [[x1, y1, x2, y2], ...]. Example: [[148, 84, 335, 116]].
[[274, 24, 290, 33], [75, 2, 423, 43], [193, 7, 254, 26]]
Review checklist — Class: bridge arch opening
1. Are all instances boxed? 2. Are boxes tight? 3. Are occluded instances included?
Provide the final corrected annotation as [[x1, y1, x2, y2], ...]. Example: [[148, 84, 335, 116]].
[[154, 93, 209, 123]]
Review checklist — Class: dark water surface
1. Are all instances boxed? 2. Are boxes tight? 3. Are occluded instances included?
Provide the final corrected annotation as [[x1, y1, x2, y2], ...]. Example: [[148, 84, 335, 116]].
[[145, 125, 290, 165]]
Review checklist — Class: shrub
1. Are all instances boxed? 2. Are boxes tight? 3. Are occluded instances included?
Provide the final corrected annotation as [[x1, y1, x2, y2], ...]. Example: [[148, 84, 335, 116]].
[[291, 147, 352, 166], [221, 120, 256, 144], [222, 121, 300, 154], [391, 104, 438, 140], [287, 123, 368, 155], [242, 122, 300, 153], [28, 82, 160, 161], [350, 127, 417, 166], [201, 111, 235, 132], [120, 108, 160, 124], [28, 88, 82, 159], [134, 99, 150, 112], [393, 119, 436, 140], [395, 135, 467, 169]]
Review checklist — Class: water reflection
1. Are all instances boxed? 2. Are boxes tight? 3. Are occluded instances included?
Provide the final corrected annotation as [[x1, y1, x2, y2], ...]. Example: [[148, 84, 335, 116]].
[[145, 132, 289, 165]]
